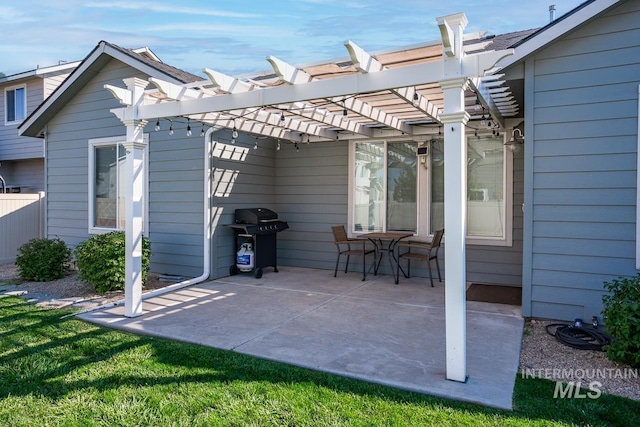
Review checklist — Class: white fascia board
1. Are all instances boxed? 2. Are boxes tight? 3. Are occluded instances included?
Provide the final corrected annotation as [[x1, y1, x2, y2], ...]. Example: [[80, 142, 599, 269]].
[[496, 0, 623, 69]]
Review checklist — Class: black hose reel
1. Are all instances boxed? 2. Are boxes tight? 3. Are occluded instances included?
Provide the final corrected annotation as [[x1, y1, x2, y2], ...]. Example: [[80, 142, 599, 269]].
[[545, 322, 614, 351]]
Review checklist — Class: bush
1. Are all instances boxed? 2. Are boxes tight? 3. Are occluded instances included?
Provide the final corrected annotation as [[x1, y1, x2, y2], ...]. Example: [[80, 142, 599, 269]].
[[15, 237, 72, 281], [74, 231, 151, 293], [602, 274, 640, 367]]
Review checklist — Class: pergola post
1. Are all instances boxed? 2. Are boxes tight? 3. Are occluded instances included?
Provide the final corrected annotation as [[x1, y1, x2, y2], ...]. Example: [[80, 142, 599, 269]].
[[438, 12, 470, 383], [122, 77, 148, 318]]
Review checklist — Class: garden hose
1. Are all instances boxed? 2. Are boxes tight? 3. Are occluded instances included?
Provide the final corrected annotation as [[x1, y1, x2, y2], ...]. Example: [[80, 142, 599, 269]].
[[545, 323, 615, 351]]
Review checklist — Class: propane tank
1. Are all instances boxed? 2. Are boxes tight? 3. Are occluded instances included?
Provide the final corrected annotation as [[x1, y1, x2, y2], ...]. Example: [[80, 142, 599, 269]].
[[236, 243, 254, 272]]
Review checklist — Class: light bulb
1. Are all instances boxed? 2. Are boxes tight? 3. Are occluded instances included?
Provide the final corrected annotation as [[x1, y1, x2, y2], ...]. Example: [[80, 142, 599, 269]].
[[155, 120, 160, 131], [232, 127, 238, 139]]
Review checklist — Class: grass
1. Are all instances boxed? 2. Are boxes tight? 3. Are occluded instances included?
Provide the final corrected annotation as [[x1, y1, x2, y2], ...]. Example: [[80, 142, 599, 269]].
[[1, 296, 639, 426]]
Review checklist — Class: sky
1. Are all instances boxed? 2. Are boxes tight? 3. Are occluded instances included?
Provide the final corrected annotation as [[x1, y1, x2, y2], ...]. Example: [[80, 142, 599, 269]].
[[1, 1, 586, 78]]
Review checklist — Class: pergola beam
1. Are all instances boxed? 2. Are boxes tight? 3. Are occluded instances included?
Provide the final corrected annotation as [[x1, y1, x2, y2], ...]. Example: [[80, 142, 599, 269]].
[[344, 40, 442, 122], [267, 55, 413, 135]]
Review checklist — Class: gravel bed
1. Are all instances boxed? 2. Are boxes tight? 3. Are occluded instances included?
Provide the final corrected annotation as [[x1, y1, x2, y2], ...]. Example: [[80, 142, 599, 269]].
[[1, 263, 638, 401]]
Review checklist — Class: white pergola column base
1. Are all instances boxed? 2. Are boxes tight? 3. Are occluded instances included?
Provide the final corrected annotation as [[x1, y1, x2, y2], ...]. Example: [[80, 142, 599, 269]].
[[440, 80, 470, 383]]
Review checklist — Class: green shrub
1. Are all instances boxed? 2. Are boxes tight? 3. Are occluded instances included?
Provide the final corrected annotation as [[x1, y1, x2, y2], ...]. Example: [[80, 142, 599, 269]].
[[74, 231, 151, 293], [602, 274, 640, 367], [15, 237, 72, 281]]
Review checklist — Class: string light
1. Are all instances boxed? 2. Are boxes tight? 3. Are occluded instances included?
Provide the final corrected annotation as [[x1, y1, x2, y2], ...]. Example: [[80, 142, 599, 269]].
[[169, 120, 174, 136], [280, 111, 285, 124], [276, 139, 281, 151], [294, 142, 299, 152], [253, 138, 258, 150], [186, 118, 192, 137], [231, 119, 238, 144], [200, 124, 205, 137], [155, 119, 160, 131]]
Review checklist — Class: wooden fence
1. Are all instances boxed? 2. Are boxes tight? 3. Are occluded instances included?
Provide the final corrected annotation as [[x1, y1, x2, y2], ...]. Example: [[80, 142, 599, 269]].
[[0, 192, 45, 264]]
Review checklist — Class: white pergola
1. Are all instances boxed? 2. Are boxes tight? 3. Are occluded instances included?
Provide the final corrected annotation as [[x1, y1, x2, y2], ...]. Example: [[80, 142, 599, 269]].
[[106, 12, 516, 383]]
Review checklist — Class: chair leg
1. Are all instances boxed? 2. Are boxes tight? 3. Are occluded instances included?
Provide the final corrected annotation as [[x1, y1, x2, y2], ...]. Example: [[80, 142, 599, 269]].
[[435, 257, 441, 282], [362, 253, 367, 281], [334, 253, 341, 277], [427, 259, 434, 287], [344, 255, 350, 273]]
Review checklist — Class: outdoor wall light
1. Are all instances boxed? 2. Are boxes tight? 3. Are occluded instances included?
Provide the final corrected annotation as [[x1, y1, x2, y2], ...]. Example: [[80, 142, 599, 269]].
[[505, 128, 524, 153]]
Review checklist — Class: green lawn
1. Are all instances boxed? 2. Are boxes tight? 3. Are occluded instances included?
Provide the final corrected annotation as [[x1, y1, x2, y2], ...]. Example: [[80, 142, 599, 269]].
[[0, 296, 638, 426]]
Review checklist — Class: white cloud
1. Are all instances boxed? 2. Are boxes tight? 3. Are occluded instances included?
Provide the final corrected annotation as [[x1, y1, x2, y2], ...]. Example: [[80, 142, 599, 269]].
[[84, 1, 261, 18]]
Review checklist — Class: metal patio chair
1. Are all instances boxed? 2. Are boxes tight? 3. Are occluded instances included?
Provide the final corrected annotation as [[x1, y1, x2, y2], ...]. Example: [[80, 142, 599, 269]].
[[396, 229, 444, 286], [332, 225, 376, 281]]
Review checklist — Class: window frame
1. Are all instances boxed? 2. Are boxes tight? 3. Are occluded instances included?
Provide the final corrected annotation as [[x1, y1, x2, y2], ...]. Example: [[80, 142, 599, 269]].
[[348, 134, 513, 246], [348, 139, 427, 236], [465, 133, 514, 247], [4, 84, 27, 125], [88, 135, 149, 235]]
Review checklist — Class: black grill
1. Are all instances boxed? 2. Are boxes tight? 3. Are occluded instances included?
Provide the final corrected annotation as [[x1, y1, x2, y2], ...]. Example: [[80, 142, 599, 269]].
[[231, 208, 289, 235], [226, 208, 289, 278]]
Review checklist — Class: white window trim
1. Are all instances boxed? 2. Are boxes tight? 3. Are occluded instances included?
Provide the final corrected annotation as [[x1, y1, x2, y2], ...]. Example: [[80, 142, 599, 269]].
[[88, 135, 149, 236], [348, 134, 514, 246], [4, 84, 27, 125]]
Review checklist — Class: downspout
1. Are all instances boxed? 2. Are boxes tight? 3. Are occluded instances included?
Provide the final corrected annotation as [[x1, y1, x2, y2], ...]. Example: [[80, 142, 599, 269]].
[[66, 127, 214, 317]]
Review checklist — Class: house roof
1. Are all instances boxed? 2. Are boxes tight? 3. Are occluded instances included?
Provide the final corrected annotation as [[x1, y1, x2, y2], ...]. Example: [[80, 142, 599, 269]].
[[19, 41, 202, 137], [0, 61, 81, 84]]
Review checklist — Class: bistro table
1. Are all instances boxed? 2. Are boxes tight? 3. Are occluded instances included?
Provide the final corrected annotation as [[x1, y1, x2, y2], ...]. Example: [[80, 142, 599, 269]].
[[360, 232, 413, 284]]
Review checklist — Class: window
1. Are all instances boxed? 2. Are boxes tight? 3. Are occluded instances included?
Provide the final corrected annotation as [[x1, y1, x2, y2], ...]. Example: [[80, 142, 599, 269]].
[[351, 140, 418, 233], [350, 133, 513, 245], [5, 85, 26, 124], [431, 134, 513, 245], [88, 136, 148, 234]]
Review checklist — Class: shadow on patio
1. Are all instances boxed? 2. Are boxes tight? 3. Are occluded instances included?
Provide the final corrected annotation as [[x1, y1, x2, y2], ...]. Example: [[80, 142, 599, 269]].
[[78, 266, 524, 410]]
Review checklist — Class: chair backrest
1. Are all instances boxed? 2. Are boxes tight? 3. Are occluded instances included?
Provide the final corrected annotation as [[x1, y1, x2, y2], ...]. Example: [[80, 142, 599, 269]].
[[432, 229, 444, 249], [332, 225, 348, 243]]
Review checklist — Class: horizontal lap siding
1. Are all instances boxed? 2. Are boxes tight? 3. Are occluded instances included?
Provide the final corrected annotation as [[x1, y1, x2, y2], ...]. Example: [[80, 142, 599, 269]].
[[275, 141, 348, 272], [211, 133, 277, 278], [0, 77, 44, 161], [527, 0, 640, 320], [46, 59, 204, 278]]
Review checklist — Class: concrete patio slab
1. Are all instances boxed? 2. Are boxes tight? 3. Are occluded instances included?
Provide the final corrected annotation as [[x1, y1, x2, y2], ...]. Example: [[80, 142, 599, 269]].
[[78, 266, 524, 410]]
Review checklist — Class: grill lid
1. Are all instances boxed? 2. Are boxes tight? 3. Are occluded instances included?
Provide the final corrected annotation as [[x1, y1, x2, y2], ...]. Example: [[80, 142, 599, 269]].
[[235, 208, 278, 224]]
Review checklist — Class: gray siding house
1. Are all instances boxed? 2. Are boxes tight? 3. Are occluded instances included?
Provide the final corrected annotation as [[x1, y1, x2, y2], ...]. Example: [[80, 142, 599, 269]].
[[1, 62, 79, 192], [20, 0, 640, 323]]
